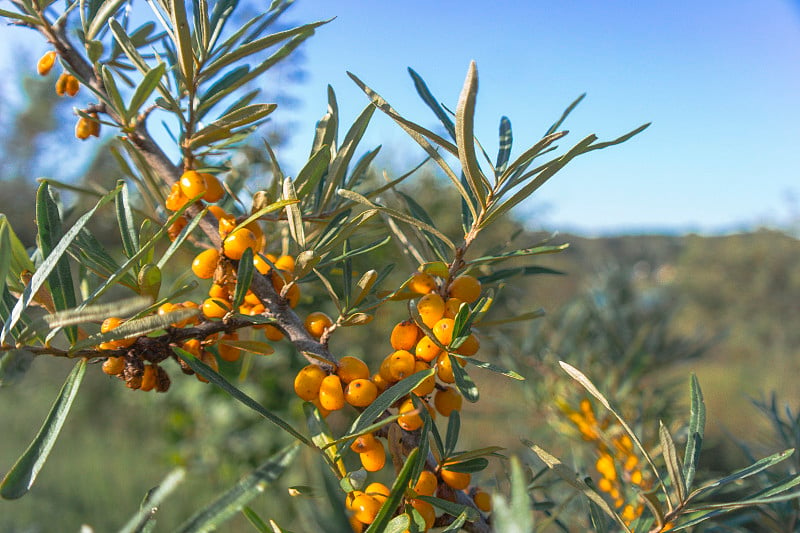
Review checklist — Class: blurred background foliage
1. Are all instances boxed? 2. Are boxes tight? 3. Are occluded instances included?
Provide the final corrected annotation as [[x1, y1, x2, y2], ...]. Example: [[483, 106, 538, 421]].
[[0, 16, 798, 532]]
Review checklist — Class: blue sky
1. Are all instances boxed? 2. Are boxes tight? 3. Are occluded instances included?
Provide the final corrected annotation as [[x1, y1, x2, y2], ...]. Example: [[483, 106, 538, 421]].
[[2, 1, 799, 234], [277, 1, 800, 234]]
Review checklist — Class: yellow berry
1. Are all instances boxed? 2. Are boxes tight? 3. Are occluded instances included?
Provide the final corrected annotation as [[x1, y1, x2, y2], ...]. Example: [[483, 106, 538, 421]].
[[223, 228, 258, 260], [102, 356, 125, 375], [596, 453, 617, 481], [75, 116, 93, 140], [444, 297, 465, 318], [345, 379, 378, 407], [305, 311, 333, 339], [440, 468, 470, 490], [167, 216, 188, 241], [434, 386, 462, 416], [415, 335, 441, 363], [350, 433, 380, 454], [201, 173, 225, 202], [435, 352, 455, 383], [192, 248, 219, 279], [208, 283, 228, 299], [397, 398, 423, 431], [432, 318, 455, 346], [202, 297, 231, 319], [414, 470, 438, 497], [337, 356, 370, 383], [453, 333, 479, 356], [416, 292, 445, 328], [408, 272, 436, 294], [179, 170, 208, 199], [37, 51, 57, 76], [388, 349, 415, 381], [364, 482, 390, 504], [351, 494, 381, 525], [390, 320, 420, 350], [448, 274, 481, 304], [359, 443, 386, 472], [140, 364, 157, 391], [165, 182, 190, 211], [473, 490, 492, 512], [410, 499, 435, 530], [274, 254, 295, 272], [294, 364, 327, 401], [65, 74, 79, 96], [318, 374, 345, 411], [253, 254, 271, 275], [217, 333, 240, 362], [262, 324, 284, 341], [411, 361, 435, 396]]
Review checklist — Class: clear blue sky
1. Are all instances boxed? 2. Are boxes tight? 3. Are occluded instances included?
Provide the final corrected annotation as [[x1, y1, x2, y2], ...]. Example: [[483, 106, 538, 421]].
[[278, 0, 800, 234], [2, 1, 799, 234]]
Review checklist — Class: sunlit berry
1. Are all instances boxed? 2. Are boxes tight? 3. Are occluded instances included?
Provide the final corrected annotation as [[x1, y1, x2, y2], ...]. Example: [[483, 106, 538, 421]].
[[388, 350, 415, 381], [337, 356, 370, 383], [398, 398, 423, 431], [411, 361, 435, 396], [434, 386, 462, 417], [410, 499, 435, 530], [432, 318, 455, 346], [351, 493, 381, 525], [208, 283, 228, 299], [414, 470, 438, 497], [202, 297, 230, 319], [244, 290, 261, 306], [473, 490, 492, 512], [305, 311, 333, 339], [165, 182, 189, 211], [217, 333, 240, 362], [294, 364, 327, 401], [140, 364, 157, 391], [75, 116, 94, 140], [452, 333, 479, 356], [359, 443, 386, 472], [408, 272, 436, 294], [201, 173, 225, 202], [167, 216, 188, 241], [416, 292, 445, 328], [102, 356, 125, 375], [371, 372, 390, 392], [435, 352, 455, 383], [364, 482, 390, 504], [55, 72, 69, 96], [262, 324, 284, 341], [390, 320, 420, 351], [318, 374, 345, 411], [448, 274, 481, 303], [274, 254, 295, 272], [65, 74, 79, 96], [253, 254, 271, 275], [596, 453, 617, 481], [350, 433, 380, 454], [444, 297, 465, 319], [179, 170, 207, 199], [37, 51, 57, 76], [192, 248, 219, 279], [415, 335, 441, 362], [345, 378, 378, 407], [182, 338, 202, 358], [440, 468, 470, 490], [223, 228, 258, 260]]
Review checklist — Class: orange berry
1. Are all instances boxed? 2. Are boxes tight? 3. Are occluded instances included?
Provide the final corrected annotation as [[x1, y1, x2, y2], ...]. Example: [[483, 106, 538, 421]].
[[179, 170, 208, 199], [350, 433, 380, 454], [371, 372, 390, 392], [390, 320, 420, 351], [473, 490, 492, 512], [197, 350, 219, 382], [596, 453, 617, 481], [364, 482, 390, 503], [448, 274, 481, 304], [410, 499, 435, 530], [305, 311, 333, 339], [202, 297, 231, 319], [37, 51, 57, 76], [192, 248, 219, 279], [453, 333, 479, 356], [101, 317, 134, 348], [253, 254, 271, 275], [414, 470, 438, 497], [274, 254, 295, 272], [444, 297, 465, 319], [222, 228, 258, 260], [398, 398, 423, 431], [435, 352, 455, 383], [101, 317, 123, 334], [207, 205, 229, 220], [294, 364, 327, 401], [388, 350, 415, 381], [318, 374, 345, 411], [244, 290, 261, 306], [75, 116, 93, 140], [55, 72, 69, 96], [65, 74, 79, 96], [167, 216, 188, 241], [262, 324, 284, 341], [182, 338, 202, 357], [245, 220, 265, 249], [631, 469, 643, 485], [434, 386, 462, 417], [218, 333, 240, 362], [337, 356, 370, 383], [359, 443, 386, 472], [416, 292, 445, 328], [411, 361, 435, 396], [140, 364, 157, 391], [311, 396, 331, 418], [349, 513, 363, 533], [432, 318, 456, 346], [208, 283, 228, 299], [408, 272, 436, 294], [378, 354, 394, 383], [345, 378, 378, 407], [284, 282, 301, 308], [201, 173, 225, 202], [165, 182, 189, 211], [102, 356, 125, 375], [415, 335, 441, 362], [351, 494, 381, 525], [440, 468, 471, 490], [218, 216, 237, 237]]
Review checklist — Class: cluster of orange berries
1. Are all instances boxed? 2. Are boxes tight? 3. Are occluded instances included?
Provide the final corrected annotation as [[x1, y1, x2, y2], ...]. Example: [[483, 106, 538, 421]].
[[564, 398, 665, 527], [99, 317, 171, 391], [38, 51, 99, 140], [345, 464, 492, 531]]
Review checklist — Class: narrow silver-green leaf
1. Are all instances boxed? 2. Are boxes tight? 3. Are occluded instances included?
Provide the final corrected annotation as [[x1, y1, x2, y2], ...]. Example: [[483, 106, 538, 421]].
[[545, 93, 585, 136], [174, 348, 310, 445], [461, 357, 525, 381], [407, 67, 456, 140], [454, 61, 488, 208], [1, 184, 120, 345], [127, 62, 166, 119], [116, 181, 139, 259], [101, 64, 128, 119], [283, 177, 305, 247], [660, 421, 687, 504], [0, 359, 86, 499], [168, 0, 194, 83], [495, 130, 568, 187], [295, 145, 331, 198], [495, 116, 512, 177], [0, 215, 35, 292], [188, 104, 277, 148], [70, 307, 198, 353], [0, 7, 40, 25], [449, 353, 479, 403], [118, 469, 186, 533], [683, 373, 705, 491], [416, 495, 480, 521], [176, 444, 300, 533], [157, 209, 207, 269], [320, 104, 375, 208], [688, 449, 796, 502], [232, 247, 254, 310], [86, 0, 125, 40]]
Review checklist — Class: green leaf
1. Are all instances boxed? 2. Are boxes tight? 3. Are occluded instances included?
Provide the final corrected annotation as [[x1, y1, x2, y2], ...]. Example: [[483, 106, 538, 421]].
[[69, 227, 137, 290], [168, 0, 194, 83], [461, 357, 525, 380], [118, 469, 186, 533], [407, 67, 456, 141], [365, 449, 419, 533], [0, 7, 41, 25], [241, 507, 270, 533], [450, 354, 478, 403], [320, 104, 375, 208], [217, 340, 275, 357], [127, 62, 166, 119], [86, 0, 125, 40], [101, 64, 127, 119], [659, 421, 687, 504], [467, 243, 569, 266], [441, 457, 488, 474], [2, 184, 119, 345], [283, 178, 305, 247], [197, 65, 250, 118], [188, 104, 277, 148], [232, 247, 254, 310], [491, 456, 535, 533], [70, 307, 197, 352], [416, 495, 479, 521], [683, 373, 705, 491], [0, 359, 86, 499], [304, 402, 346, 476], [176, 444, 300, 533], [116, 181, 139, 259], [455, 61, 488, 208], [524, 444, 631, 532], [545, 93, 585, 136], [495, 116, 512, 176], [174, 348, 310, 445], [0, 215, 35, 292], [688, 448, 796, 502], [295, 145, 331, 199]]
